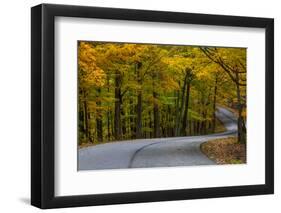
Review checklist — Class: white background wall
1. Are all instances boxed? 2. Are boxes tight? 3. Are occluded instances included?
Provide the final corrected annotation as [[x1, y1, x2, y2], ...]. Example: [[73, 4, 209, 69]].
[[0, 0, 279, 212]]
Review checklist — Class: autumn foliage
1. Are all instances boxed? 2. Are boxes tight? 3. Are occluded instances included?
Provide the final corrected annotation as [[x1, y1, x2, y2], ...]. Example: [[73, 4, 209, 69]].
[[78, 41, 246, 144]]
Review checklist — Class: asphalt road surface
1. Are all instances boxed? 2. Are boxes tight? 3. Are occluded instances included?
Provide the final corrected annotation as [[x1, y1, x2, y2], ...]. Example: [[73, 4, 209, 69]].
[[78, 107, 237, 170]]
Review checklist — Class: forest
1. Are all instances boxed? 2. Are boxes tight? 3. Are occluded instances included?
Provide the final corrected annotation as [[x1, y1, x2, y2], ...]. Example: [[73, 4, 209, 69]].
[[78, 41, 247, 145]]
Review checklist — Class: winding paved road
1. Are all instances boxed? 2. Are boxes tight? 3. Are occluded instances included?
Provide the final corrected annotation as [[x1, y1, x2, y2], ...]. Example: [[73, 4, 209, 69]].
[[78, 107, 237, 170]]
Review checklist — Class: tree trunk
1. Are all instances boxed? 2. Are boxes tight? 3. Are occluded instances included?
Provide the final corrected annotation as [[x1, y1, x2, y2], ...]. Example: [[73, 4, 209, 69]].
[[107, 110, 111, 141], [153, 91, 160, 138], [96, 118, 103, 142], [114, 71, 122, 140], [174, 89, 180, 136], [136, 63, 143, 138], [106, 76, 111, 141], [136, 93, 142, 138], [182, 79, 191, 135], [78, 102, 85, 135], [96, 88, 103, 142], [178, 76, 188, 136], [129, 97, 136, 139], [235, 72, 246, 144], [83, 90, 91, 143], [152, 70, 160, 138], [121, 98, 126, 139], [149, 110, 153, 138], [212, 75, 218, 132]]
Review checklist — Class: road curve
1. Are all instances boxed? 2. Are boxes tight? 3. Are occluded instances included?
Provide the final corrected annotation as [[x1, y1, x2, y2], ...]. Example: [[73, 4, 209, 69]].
[[78, 107, 237, 170]]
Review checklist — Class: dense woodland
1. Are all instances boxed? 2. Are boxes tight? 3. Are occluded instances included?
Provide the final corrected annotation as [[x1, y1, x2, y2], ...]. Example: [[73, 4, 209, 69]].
[[78, 42, 247, 145]]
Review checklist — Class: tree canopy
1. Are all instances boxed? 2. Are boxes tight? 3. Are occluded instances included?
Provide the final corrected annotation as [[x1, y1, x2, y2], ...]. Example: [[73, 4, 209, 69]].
[[78, 41, 247, 145]]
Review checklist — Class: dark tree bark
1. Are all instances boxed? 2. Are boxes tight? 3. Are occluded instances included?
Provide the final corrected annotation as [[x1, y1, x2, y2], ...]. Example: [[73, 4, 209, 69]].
[[78, 99, 85, 135], [197, 121, 201, 134], [96, 88, 103, 142], [83, 90, 92, 143], [153, 91, 160, 138], [189, 120, 193, 135], [96, 119, 103, 142], [152, 70, 160, 138], [182, 68, 193, 135], [136, 62, 143, 138], [168, 106, 173, 137], [129, 97, 136, 139], [212, 75, 218, 132], [106, 76, 111, 141], [182, 79, 191, 135], [235, 71, 246, 144], [149, 110, 153, 138], [106, 79, 111, 141], [202, 110, 207, 134], [136, 92, 142, 138], [174, 89, 180, 136], [107, 110, 111, 141], [121, 98, 126, 139], [114, 70, 122, 140], [178, 75, 188, 136]]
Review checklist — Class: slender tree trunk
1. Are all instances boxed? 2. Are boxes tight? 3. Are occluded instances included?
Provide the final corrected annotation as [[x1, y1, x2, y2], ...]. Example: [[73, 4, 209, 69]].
[[174, 89, 180, 136], [107, 76, 111, 141], [182, 80, 191, 135], [168, 106, 173, 137], [149, 110, 153, 138], [121, 98, 126, 139], [78, 100, 85, 135], [130, 97, 136, 139], [190, 120, 193, 135], [178, 76, 188, 136], [212, 75, 218, 132], [136, 63, 143, 138], [152, 70, 160, 138], [96, 88, 103, 142], [197, 121, 201, 134], [83, 100, 89, 140], [136, 93, 142, 138], [114, 71, 122, 140], [96, 119, 103, 142], [235, 72, 246, 144], [107, 110, 111, 141], [153, 91, 160, 138], [202, 111, 207, 134], [83, 90, 91, 143]]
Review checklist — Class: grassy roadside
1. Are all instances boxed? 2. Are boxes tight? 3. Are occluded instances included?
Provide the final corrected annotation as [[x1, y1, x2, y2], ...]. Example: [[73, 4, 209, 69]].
[[200, 137, 246, 164], [79, 142, 99, 149]]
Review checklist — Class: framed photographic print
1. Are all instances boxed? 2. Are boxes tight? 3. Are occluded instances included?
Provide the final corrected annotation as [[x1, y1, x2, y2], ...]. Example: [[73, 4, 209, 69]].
[[31, 3, 274, 209]]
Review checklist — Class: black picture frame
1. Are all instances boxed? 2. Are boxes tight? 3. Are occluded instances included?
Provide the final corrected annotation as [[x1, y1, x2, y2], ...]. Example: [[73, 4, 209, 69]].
[[31, 3, 274, 209]]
